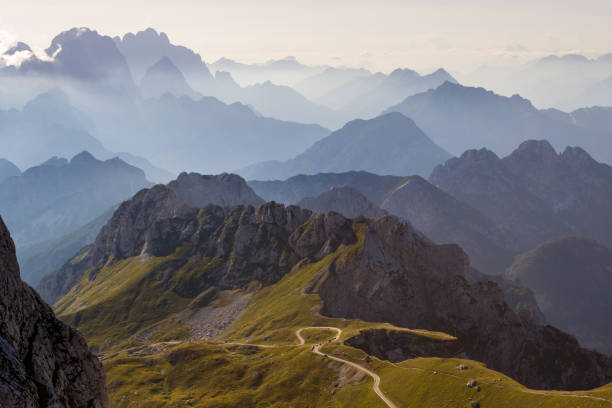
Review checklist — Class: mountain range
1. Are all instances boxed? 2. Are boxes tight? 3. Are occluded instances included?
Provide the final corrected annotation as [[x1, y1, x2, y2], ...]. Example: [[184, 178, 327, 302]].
[[0, 151, 151, 285], [38, 172, 612, 398], [240, 112, 451, 180], [463, 53, 612, 111], [386, 81, 612, 164]]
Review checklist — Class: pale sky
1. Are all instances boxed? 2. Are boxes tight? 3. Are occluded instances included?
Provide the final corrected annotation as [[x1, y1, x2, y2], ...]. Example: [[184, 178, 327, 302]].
[[1, 0, 612, 73]]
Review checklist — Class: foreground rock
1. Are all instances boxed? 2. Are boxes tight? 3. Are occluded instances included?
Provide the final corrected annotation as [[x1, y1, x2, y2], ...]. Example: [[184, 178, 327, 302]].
[[37, 172, 265, 304], [0, 217, 108, 407]]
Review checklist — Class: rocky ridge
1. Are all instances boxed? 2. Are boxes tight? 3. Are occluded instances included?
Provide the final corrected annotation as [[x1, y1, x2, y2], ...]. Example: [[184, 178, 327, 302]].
[[0, 216, 108, 407]]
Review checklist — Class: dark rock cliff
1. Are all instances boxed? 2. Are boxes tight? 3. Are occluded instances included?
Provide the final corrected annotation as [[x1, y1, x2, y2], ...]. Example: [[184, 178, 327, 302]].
[[310, 216, 612, 390], [0, 217, 108, 407]]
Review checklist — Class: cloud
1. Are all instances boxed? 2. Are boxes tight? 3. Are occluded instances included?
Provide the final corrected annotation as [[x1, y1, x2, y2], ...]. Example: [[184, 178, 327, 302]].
[[0, 29, 17, 55], [0, 28, 54, 67]]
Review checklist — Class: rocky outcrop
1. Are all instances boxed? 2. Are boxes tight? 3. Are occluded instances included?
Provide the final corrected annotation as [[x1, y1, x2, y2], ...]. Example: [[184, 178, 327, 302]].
[[310, 215, 612, 390], [0, 217, 108, 407], [37, 172, 265, 303], [297, 186, 386, 219]]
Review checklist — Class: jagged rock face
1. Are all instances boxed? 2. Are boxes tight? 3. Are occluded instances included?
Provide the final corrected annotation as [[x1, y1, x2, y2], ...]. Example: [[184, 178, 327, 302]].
[[311, 216, 612, 390], [381, 176, 516, 274], [88, 172, 265, 267], [430, 148, 572, 251], [168, 172, 265, 209], [297, 186, 387, 219], [506, 236, 612, 355], [41, 202, 357, 346], [37, 174, 351, 304], [0, 217, 108, 407]]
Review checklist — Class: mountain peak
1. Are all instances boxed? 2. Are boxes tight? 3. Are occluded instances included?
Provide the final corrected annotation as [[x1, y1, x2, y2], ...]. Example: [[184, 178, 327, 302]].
[[141, 56, 195, 98], [168, 172, 264, 208], [512, 140, 558, 161], [70, 150, 98, 165]]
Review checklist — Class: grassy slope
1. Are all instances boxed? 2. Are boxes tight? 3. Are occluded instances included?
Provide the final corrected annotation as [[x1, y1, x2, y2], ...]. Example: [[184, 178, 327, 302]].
[[56, 223, 612, 407]]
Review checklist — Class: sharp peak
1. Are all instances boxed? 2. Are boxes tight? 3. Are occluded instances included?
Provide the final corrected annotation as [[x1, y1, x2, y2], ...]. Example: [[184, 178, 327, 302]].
[[342, 111, 414, 127], [70, 150, 99, 165]]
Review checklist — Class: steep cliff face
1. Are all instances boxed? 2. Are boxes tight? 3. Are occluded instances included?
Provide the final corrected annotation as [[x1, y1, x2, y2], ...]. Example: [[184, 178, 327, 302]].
[[310, 216, 612, 390], [37, 172, 265, 303], [0, 217, 108, 407]]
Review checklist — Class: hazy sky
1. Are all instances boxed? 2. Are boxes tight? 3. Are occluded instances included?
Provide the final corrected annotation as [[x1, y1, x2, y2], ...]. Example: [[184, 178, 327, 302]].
[[1, 0, 612, 73]]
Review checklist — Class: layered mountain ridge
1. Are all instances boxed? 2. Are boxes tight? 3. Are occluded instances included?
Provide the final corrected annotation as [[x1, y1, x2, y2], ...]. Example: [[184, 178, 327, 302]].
[[42, 171, 612, 392]]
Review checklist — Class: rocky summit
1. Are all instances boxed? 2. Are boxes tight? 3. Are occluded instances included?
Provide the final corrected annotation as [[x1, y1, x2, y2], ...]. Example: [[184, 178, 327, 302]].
[[0, 216, 108, 407]]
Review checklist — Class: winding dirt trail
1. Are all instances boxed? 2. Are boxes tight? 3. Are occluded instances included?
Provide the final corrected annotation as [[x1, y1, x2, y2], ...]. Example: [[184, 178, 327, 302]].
[[217, 327, 612, 407], [296, 327, 398, 408]]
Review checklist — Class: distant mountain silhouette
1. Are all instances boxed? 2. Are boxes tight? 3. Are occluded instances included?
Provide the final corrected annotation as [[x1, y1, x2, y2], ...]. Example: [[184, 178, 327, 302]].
[[140, 56, 198, 99], [430, 147, 572, 251], [114, 27, 214, 92], [0, 159, 20, 183], [294, 66, 372, 101], [380, 176, 516, 274], [574, 74, 612, 108], [0, 91, 108, 169], [317, 68, 457, 119], [505, 236, 612, 355], [385, 81, 610, 162], [503, 140, 612, 248], [209, 56, 322, 86], [296, 186, 387, 219], [431, 140, 612, 253], [463, 53, 612, 111], [0, 151, 151, 272], [240, 112, 451, 180]]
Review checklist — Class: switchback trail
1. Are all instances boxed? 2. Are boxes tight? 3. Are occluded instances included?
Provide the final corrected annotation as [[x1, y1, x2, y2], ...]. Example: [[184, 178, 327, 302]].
[[295, 327, 398, 408]]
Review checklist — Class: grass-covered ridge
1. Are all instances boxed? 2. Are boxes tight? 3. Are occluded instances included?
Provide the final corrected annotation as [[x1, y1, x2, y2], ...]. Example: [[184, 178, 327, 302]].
[[53, 216, 612, 406]]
